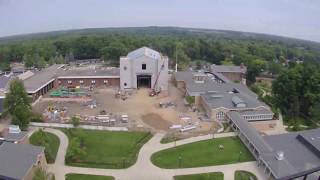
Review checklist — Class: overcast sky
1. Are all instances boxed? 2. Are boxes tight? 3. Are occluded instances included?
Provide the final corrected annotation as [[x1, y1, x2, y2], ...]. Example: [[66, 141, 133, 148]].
[[1, 0, 320, 42]]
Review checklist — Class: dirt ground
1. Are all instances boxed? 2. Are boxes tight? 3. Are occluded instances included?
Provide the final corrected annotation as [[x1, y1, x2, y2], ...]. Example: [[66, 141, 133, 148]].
[[33, 80, 218, 134]]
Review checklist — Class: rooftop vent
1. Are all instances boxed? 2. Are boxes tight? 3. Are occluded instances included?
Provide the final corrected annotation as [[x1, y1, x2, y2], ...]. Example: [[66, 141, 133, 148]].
[[276, 151, 285, 160], [232, 96, 246, 108]]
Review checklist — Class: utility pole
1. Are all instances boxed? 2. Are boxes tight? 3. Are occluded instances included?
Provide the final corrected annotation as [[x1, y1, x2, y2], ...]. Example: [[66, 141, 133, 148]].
[[175, 45, 178, 72]]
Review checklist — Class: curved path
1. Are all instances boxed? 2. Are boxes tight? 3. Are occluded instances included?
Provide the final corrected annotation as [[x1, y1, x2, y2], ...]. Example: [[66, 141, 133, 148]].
[[43, 128, 268, 180]]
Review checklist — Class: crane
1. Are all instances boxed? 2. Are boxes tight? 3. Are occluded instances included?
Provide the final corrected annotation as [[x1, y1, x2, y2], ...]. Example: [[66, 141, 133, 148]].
[[149, 60, 165, 96]]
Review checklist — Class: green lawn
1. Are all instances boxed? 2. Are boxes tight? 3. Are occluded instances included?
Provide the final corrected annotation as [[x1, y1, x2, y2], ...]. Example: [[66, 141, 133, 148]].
[[151, 137, 254, 168], [174, 172, 224, 180], [29, 130, 60, 163], [63, 129, 152, 169], [234, 171, 257, 180], [66, 174, 114, 180]]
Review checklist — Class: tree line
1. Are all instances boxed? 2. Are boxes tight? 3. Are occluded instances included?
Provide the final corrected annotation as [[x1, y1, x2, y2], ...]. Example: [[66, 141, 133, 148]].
[[0, 28, 319, 81]]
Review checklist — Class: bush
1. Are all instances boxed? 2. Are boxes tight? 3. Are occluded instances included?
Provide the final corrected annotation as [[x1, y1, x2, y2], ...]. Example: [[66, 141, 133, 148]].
[[30, 113, 44, 122], [185, 96, 195, 105], [70, 116, 81, 127]]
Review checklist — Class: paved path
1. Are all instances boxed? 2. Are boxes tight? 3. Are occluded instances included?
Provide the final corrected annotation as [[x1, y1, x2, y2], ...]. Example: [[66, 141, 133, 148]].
[[43, 128, 268, 180]]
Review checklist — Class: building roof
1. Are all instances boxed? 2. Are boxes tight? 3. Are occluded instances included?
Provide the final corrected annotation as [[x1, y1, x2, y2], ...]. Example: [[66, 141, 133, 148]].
[[175, 71, 258, 99], [127, 47, 163, 60], [2, 132, 28, 142], [263, 129, 320, 179], [227, 111, 320, 180], [0, 98, 4, 113], [201, 91, 266, 110], [18, 71, 34, 80], [211, 65, 247, 73], [0, 75, 12, 91], [58, 67, 120, 78], [0, 142, 44, 180], [23, 64, 64, 93]]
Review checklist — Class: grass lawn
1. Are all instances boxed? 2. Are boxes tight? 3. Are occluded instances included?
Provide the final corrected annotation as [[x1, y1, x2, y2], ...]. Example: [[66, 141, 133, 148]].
[[174, 172, 224, 180], [66, 174, 114, 180], [29, 130, 60, 163], [151, 136, 254, 168], [63, 129, 152, 169], [235, 171, 257, 180]]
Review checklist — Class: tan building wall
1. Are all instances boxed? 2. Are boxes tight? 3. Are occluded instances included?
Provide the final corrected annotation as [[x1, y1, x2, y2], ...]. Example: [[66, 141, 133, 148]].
[[220, 72, 243, 82], [24, 152, 47, 180]]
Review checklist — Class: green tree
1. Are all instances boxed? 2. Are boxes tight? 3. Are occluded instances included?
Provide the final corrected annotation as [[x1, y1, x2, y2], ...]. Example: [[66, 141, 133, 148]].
[[4, 79, 31, 130], [33, 168, 47, 180], [70, 116, 81, 127], [66, 137, 86, 163]]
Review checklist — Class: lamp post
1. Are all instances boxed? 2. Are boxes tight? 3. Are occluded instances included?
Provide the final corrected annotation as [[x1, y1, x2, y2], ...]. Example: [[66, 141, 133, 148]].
[[178, 155, 182, 168], [238, 151, 242, 162]]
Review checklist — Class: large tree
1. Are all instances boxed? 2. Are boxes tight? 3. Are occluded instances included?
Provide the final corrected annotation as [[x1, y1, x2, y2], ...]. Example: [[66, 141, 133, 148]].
[[272, 62, 320, 122], [4, 79, 32, 130]]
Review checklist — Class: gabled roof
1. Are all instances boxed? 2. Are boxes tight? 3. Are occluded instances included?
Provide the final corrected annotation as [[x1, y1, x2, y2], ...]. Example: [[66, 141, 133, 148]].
[[127, 47, 162, 60], [0, 142, 44, 180]]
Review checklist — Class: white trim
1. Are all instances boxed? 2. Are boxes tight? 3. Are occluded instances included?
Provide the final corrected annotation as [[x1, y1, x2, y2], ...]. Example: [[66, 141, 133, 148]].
[[27, 78, 55, 94], [58, 76, 120, 79]]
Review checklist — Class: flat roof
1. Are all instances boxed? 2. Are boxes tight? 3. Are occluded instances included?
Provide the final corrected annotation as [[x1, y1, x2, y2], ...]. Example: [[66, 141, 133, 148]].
[[0, 142, 44, 180], [58, 67, 120, 78]]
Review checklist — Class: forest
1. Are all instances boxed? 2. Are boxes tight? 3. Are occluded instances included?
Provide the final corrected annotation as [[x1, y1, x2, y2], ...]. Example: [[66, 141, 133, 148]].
[[1, 27, 320, 81]]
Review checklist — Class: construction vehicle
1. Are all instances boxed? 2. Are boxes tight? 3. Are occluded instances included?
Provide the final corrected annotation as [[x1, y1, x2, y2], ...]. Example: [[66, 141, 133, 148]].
[[149, 61, 165, 96]]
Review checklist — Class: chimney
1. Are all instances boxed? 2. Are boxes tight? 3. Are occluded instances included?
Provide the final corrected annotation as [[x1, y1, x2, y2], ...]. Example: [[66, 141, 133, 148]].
[[240, 63, 244, 69]]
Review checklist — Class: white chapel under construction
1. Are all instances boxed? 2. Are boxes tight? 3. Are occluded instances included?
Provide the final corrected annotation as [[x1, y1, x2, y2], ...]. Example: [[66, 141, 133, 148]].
[[120, 47, 169, 92]]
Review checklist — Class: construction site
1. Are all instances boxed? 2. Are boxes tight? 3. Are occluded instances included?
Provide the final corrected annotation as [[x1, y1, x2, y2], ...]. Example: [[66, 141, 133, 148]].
[[33, 79, 216, 135]]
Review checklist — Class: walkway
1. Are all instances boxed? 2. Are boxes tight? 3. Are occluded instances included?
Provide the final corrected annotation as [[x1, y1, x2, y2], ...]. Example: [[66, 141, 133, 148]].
[[43, 128, 268, 180]]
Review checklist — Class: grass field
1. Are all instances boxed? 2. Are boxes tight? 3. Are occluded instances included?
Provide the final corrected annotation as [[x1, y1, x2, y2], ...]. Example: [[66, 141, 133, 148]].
[[29, 130, 60, 163], [65, 174, 114, 180], [235, 170, 257, 180], [63, 129, 152, 169], [174, 172, 224, 180], [151, 136, 254, 168]]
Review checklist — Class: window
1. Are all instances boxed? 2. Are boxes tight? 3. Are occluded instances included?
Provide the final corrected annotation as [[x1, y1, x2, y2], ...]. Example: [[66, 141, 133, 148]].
[[142, 64, 146, 70], [216, 111, 225, 121], [124, 83, 127, 86], [79, 80, 84, 84], [67, 80, 72, 84]]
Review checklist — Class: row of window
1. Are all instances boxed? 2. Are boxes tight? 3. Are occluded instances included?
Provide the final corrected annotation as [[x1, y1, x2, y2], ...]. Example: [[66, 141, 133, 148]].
[[243, 114, 273, 120], [58, 80, 109, 85]]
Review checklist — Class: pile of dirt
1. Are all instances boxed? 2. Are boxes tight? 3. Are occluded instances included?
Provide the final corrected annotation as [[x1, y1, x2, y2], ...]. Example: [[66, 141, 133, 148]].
[[141, 113, 172, 131]]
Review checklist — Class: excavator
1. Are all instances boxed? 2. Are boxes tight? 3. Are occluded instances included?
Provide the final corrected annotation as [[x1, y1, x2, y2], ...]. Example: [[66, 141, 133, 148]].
[[149, 61, 165, 97]]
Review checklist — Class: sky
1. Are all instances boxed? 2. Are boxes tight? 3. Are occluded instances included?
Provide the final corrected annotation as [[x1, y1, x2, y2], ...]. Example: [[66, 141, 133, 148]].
[[0, 0, 320, 42]]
